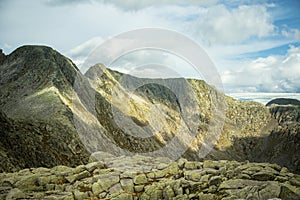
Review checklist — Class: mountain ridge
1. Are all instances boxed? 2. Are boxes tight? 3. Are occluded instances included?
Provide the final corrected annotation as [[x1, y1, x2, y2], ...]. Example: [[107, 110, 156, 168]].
[[0, 45, 299, 175]]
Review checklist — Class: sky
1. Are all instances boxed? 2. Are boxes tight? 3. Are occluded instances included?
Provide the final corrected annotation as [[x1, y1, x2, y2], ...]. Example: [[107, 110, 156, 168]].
[[0, 0, 299, 93]]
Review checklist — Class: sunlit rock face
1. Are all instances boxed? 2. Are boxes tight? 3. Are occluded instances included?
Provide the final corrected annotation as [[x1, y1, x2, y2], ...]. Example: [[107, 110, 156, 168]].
[[0, 45, 299, 176]]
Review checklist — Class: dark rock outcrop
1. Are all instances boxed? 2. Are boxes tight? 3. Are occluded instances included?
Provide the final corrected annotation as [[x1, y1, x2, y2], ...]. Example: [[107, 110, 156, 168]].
[[266, 98, 300, 107], [0, 49, 5, 64]]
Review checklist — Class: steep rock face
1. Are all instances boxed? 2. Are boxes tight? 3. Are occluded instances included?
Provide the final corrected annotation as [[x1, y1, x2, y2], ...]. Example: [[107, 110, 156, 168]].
[[0, 111, 88, 173], [0, 46, 89, 172], [255, 104, 300, 173], [77, 65, 273, 161], [218, 99, 300, 173], [86, 66, 299, 173]]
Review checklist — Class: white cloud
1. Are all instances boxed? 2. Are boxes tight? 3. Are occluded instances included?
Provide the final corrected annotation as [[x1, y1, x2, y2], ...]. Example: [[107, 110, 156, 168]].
[[282, 28, 300, 41], [206, 39, 291, 60], [0, 0, 172, 54], [2, 0, 298, 93], [109, 50, 202, 79], [222, 45, 300, 92], [0, 43, 13, 53], [44, 0, 91, 6], [68, 37, 103, 67], [68, 37, 104, 57], [64, 3, 282, 72], [45, 0, 218, 10], [190, 4, 274, 44]]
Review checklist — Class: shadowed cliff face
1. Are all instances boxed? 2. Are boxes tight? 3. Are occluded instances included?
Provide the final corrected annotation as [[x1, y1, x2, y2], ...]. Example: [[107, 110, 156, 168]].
[[0, 45, 299, 174], [259, 104, 300, 173], [0, 111, 89, 172], [206, 104, 300, 173]]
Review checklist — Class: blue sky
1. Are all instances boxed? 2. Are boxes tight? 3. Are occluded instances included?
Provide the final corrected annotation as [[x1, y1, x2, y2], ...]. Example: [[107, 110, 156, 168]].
[[0, 0, 299, 93]]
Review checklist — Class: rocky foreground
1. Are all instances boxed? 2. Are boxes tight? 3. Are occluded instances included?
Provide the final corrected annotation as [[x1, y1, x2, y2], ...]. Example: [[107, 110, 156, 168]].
[[1, 152, 300, 200]]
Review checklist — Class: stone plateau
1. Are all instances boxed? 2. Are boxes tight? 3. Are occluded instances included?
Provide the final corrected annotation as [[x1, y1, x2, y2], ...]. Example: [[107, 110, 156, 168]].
[[1, 152, 300, 200]]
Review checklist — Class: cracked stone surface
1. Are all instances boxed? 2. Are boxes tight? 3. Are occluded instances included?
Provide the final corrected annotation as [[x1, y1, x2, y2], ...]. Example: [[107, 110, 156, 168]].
[[1, 153, 299, 200]]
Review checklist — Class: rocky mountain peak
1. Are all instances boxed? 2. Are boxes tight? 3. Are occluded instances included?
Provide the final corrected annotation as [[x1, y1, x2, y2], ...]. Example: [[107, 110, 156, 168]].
[[0, 45, 81, 117], [1, 45, 79, 89]]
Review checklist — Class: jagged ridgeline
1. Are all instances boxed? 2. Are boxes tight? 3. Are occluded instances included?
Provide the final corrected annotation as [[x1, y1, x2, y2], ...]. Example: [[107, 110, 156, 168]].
[[75, 63, 222, 160], [0, 45, 299, 175]]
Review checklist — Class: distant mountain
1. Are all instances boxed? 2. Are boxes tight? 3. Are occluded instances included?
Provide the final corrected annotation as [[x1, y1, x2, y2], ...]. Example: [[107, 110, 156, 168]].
[[0, 45, 299, 174], [266, 98, 300, 106]]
